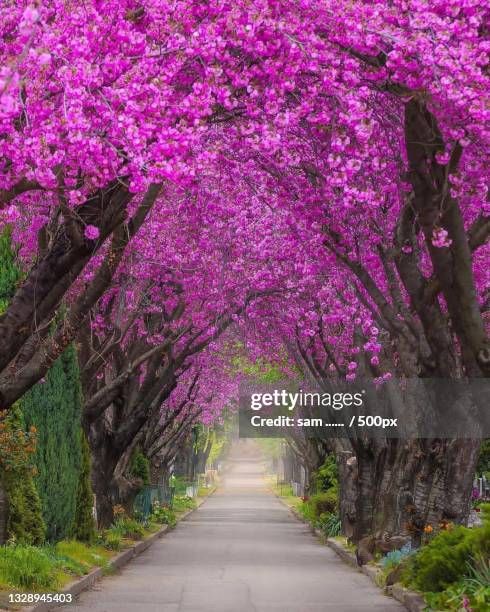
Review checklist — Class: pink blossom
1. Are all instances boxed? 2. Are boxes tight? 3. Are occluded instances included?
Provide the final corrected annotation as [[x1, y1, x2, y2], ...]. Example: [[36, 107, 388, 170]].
[[84, 225, 100, 240], [432, 227, 453, 248]]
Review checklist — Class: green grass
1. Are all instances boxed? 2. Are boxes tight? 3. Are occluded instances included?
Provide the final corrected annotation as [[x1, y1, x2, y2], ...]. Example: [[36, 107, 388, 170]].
[[145, 521, 162, 534], [113, 518, 146, 540], [173, 495, 197, 513], [100, 529, 124, 551], [0, 540, 113, 592], [197, 486, 211, 497], [54, 540, 111, 571], [0, 545, 59, 590]]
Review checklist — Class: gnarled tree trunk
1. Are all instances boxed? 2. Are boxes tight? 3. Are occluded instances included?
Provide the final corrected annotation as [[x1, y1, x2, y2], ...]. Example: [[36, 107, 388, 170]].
[[353, 438, 479, 564]]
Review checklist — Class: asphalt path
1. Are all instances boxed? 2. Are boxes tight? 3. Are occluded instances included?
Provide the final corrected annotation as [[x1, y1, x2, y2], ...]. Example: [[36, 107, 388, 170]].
[[64, 442, 403, 611]]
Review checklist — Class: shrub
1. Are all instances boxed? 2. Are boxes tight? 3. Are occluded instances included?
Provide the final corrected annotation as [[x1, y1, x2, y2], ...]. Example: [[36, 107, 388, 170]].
[[130, 449, 150, 486], [0, 406, 45, 545], [21, 343, 84, 542], [112, 504, 127, 520], [403, 526, 472, 592], [101, 529, 123, 551], [173, 495, 197, 513], [151, 503, 176, 527], [319, 513, 342, 537], [308, 490, 338, 518], [72, 432, 96, 543], [424, 556, 490, 612], [315, 455, 338, 492], [402, 505, 490, 593], [477, 439, 490, 476], [3, 461, 45, 546]]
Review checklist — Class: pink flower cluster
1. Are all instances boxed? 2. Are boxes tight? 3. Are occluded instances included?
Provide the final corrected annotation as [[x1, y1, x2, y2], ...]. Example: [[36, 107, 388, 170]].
[[0, 0, 488, 423]]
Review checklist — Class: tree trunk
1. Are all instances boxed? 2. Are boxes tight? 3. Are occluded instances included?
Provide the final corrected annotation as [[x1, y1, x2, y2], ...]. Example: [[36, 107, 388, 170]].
[[88, 437, 119, 528], [353, 438, 479, 564], [337, 450, 358, 541], [87, 428, 142, 528]]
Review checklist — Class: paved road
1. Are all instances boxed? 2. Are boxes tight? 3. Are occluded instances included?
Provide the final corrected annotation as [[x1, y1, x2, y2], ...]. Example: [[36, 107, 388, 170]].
[[66, 442, 403, 611]]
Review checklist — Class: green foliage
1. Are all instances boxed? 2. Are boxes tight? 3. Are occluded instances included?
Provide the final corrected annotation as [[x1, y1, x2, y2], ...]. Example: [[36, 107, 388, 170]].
[[97, 516, 149, 549], [130, 448, 150, 485], [0, 540, 112, 591], [306, 490, 338, 519], [0, 232, 46, 546], [319, 512, 342, 537], [0, 403, 38, 475], [99, 528, 123, 551], [299, 490, 337, 524], [150, 503, 176, 527], [381, 543, 413, 571], [314, 454, 338, 492], [230, 354, 288, 383], [0, 545, 57, 590], [477, 439, 490, 475], [72, 432, 96, 543], [171, 476, 198, 496], [402, 505, 490, 593], [113, 518, 145, 540], [172, 495, 197, 513], [1, 406, 45, 545], [5, 473, 46, 545], [54, 540, 109, 573], [207, 429, 227, 466], [424, 556, 490, 612], [402, 527, 473, 592], [0, 226, 22, 314], [21, 344, 84, 542], [468, 555, 490, 589]]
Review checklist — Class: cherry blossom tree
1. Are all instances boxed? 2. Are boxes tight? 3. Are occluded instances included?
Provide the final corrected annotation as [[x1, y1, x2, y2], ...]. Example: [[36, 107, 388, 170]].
[[1, 0, 488, 548]]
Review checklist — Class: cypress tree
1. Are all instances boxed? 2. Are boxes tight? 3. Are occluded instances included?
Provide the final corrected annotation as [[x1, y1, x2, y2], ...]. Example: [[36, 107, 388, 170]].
[[72, 432, 96, 542], [1, 406, 46, 545], [21, 344, 84, 541], [4, 476, 46, 545], [0, 235, 45, 545]]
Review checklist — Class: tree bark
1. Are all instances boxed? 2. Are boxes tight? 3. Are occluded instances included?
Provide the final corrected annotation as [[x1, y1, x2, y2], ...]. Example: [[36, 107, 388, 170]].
[[353, 438, 479, 563]]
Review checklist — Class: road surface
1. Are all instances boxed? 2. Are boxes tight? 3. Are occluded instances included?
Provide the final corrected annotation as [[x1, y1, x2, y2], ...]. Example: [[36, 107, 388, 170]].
[[65, 442, 403, 611]]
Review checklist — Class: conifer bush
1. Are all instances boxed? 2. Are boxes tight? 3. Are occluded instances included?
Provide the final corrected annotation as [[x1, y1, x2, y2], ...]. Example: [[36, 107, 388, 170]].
[[402, 505, 490, 593], [21, 344, 84, 541], [72, 433, 96, 543], [0, 406, 45, 545]]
